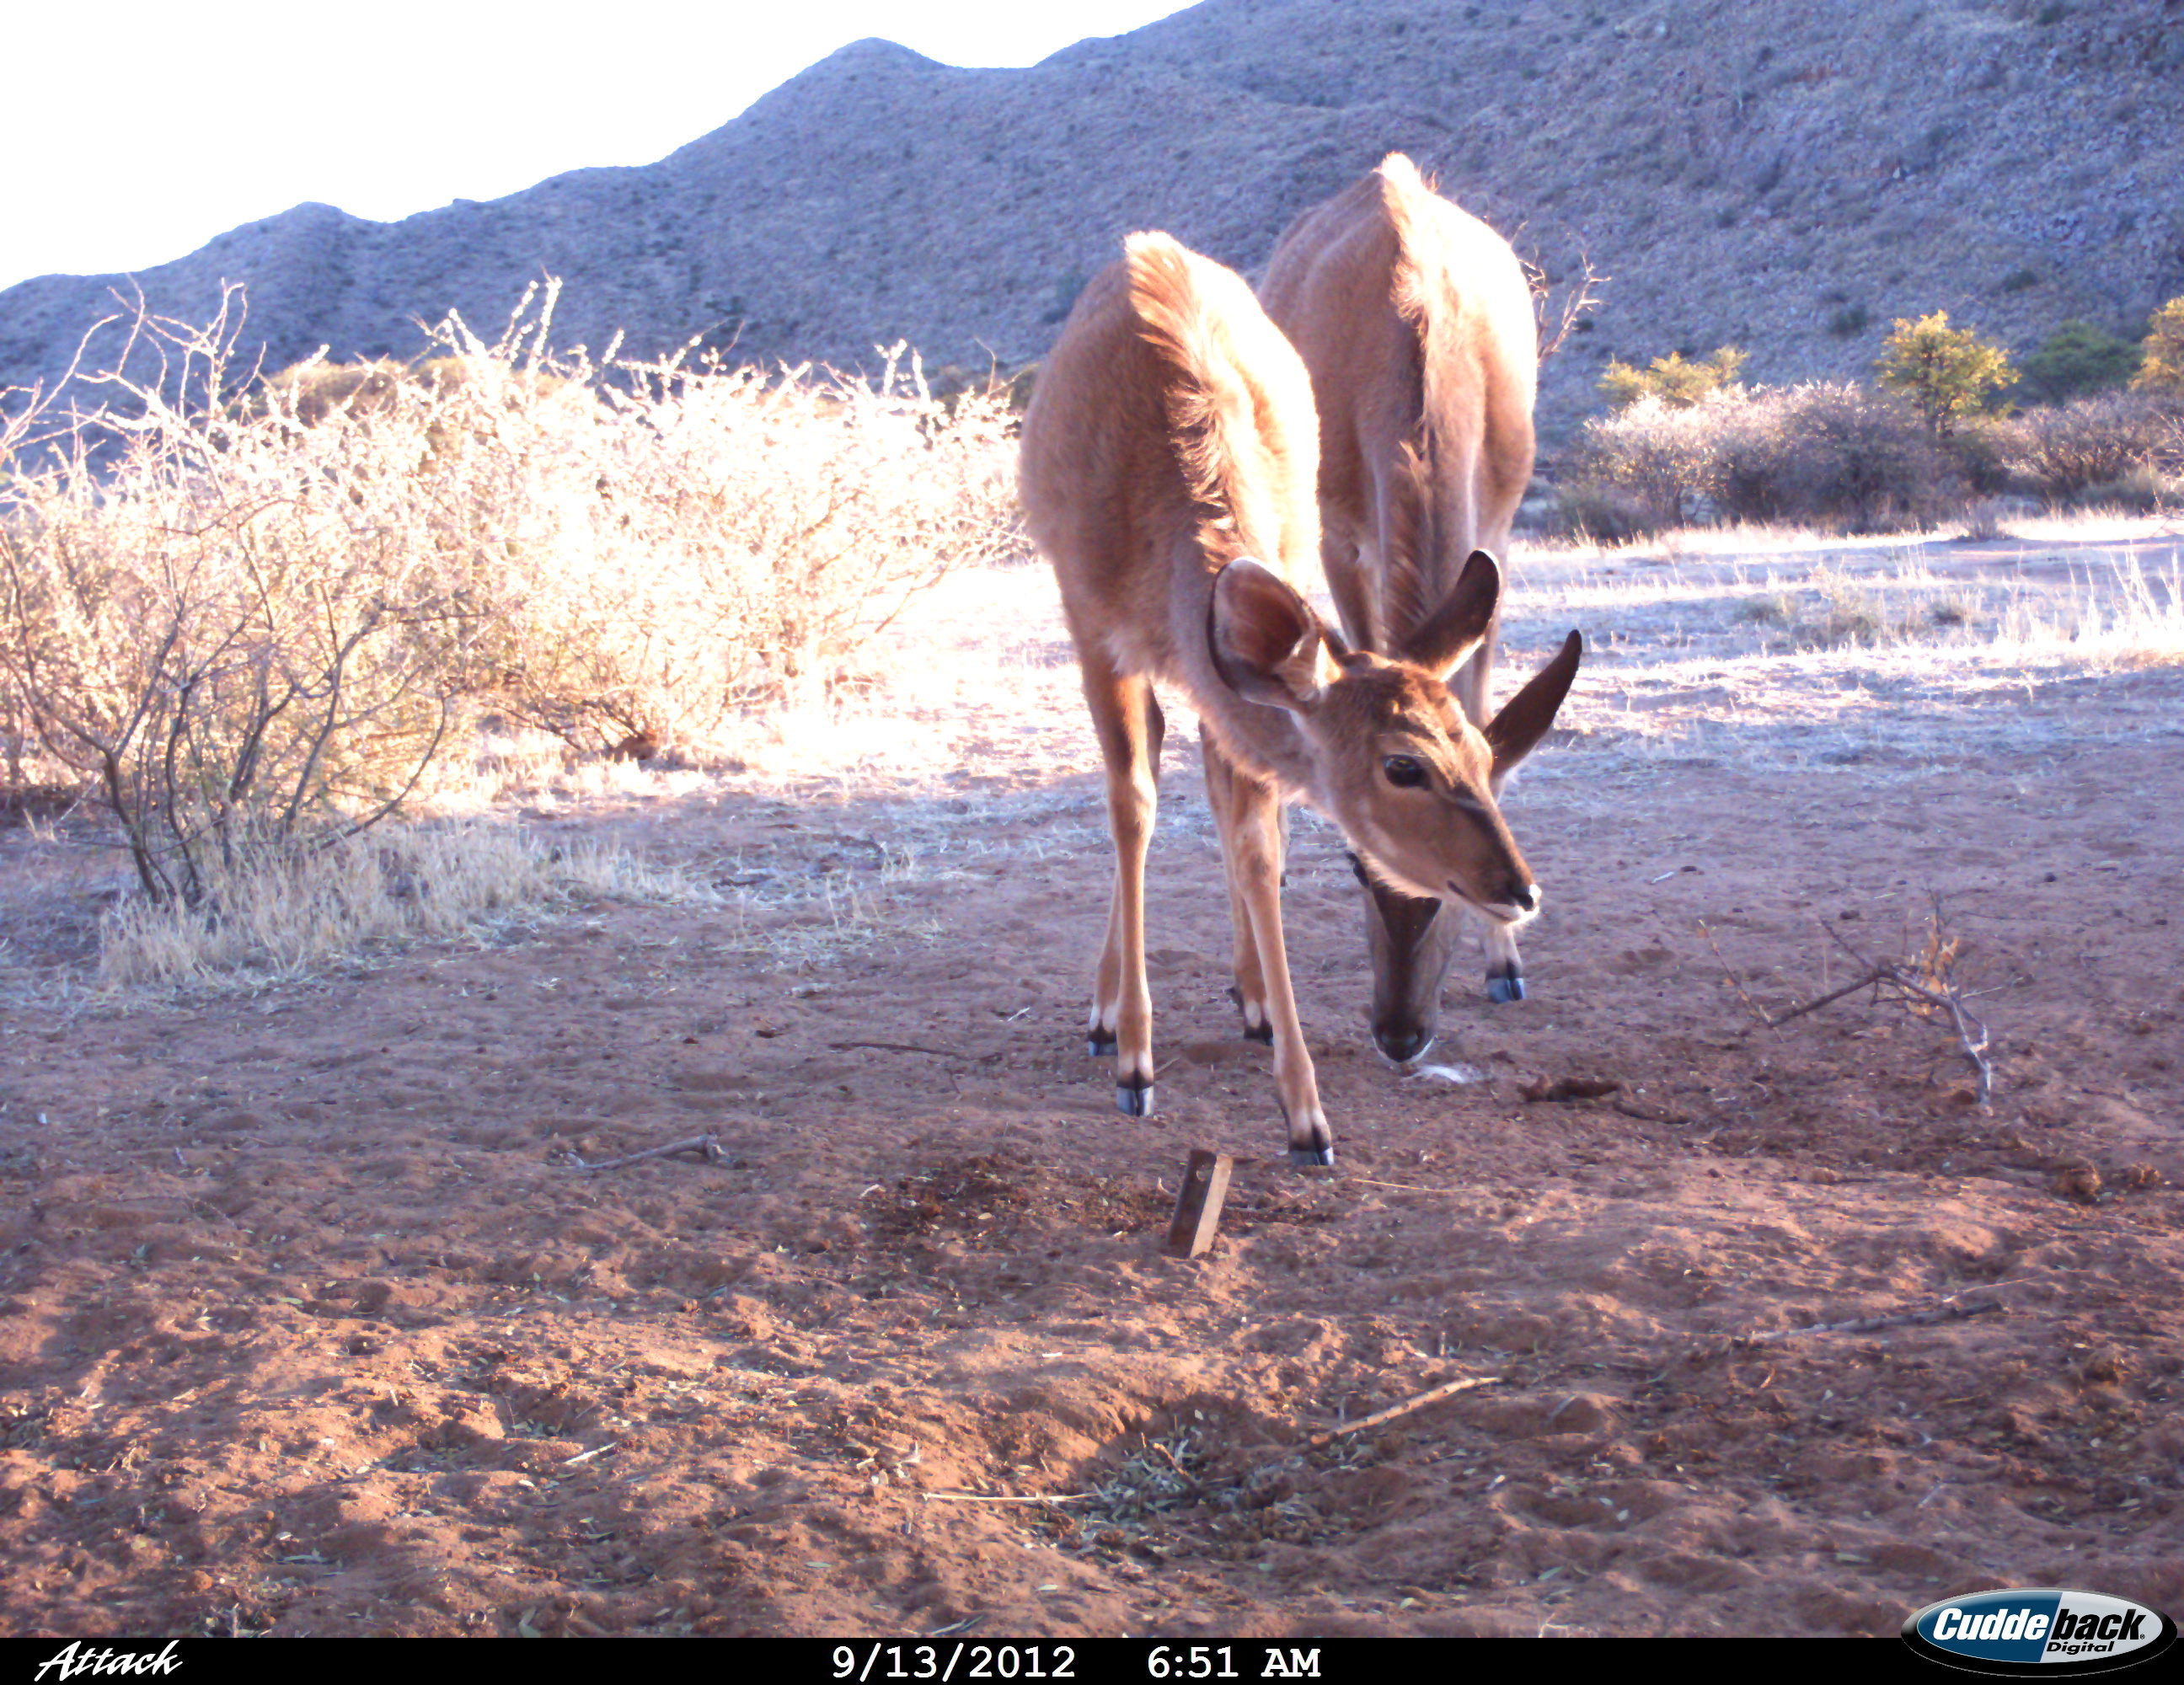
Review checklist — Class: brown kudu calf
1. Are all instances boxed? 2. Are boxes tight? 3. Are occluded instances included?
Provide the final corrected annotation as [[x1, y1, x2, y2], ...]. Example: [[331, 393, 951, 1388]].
[[1018, 232, 1575, 1164], [1262, 153, 1581, 1063]]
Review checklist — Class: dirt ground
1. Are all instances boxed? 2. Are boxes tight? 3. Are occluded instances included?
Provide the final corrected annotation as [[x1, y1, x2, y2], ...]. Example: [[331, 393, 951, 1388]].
[[3, 520, 2182, 1639]]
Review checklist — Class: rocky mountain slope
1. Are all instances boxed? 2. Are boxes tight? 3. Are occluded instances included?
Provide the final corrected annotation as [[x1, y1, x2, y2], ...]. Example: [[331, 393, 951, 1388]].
[[3, 0, 2178, 441]]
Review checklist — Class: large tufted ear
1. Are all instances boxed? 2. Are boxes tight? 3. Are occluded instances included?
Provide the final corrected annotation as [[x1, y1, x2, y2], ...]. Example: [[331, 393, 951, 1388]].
[[1486, 630, 1582, 781], [1400, 549, 1502, 681], [1209, 558, 1328, 712]]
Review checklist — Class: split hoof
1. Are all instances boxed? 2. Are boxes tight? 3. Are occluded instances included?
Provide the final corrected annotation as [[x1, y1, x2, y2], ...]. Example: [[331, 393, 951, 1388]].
[[1485, 973, 1527, 1004], [1242, 1019, 1274, 1046], [1116, 1083, 1155, 1118], [1287, 1144, 1336, 1169], [1087, 1030, 1118, 1057]]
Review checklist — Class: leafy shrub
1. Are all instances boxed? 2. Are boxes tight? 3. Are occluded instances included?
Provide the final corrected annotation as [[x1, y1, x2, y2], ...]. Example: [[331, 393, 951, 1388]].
[[2137, 297, 2184, 393], [2015, 321, 2142, 404], [1598, 345, 1748, 409], [1877, 311, 2015, 434]]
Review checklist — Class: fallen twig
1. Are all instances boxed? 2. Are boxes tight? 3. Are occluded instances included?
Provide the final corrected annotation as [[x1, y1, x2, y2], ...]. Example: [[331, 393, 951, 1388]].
[[1700, 920, 1776, 1030], [566, 1133, 725, 1172], [1729, 1290, 2012, 1348], [923, 1491, 1093, 1505], [1712, 899, 1997, 1105], [1820, 905, 1995, 1105], [1346, 1176, 1467, 1196], [1306, 1375, 1503, 1449], [1763, 965, 1894, 1027], [827, 1040, 998, 1064], [1610, 1098, 1693, 1126]]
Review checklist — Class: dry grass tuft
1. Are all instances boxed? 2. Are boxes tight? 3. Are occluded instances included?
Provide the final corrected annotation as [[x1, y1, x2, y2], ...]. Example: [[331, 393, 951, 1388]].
[[95, 821, 714, 993]]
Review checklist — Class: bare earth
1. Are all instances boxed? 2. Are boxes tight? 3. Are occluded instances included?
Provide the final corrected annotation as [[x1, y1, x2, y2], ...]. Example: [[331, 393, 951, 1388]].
[[3, 520, 2182, 1639]]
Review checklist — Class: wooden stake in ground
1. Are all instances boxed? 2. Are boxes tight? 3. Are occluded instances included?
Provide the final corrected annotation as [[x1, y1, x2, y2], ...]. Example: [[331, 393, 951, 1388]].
[[1165, 1150, 1234, 1258]]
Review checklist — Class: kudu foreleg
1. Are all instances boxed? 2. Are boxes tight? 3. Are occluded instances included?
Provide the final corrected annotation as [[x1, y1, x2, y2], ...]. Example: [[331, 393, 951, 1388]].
[[1201, 730, 1275, 1044], [1207, 740, 1332, 1166], [1083, 663, 1163, 1114], [1482, 917, 1526, 1003]]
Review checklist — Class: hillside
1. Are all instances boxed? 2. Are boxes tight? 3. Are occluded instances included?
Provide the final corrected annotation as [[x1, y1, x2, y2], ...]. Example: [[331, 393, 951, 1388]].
[[3, 0, 2179, 441]]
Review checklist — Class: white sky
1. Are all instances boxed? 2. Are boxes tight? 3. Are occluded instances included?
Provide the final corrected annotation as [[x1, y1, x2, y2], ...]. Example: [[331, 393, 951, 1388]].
[[4, 1, 1195, 293]]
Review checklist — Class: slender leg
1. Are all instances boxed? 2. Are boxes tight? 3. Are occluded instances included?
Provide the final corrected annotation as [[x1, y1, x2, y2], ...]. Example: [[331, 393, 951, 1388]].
[[1483, 915, 1526, 1003], [1209, 737, 1333, 1166], [1200, 728, 1271, 1044], [1081, 656, 1162, 1115]]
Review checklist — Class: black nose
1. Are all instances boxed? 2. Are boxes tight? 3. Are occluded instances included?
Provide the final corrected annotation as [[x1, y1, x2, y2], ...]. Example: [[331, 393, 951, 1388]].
[[1514, 882, 1541, 912], [1374, 1025, 1433, 1064]]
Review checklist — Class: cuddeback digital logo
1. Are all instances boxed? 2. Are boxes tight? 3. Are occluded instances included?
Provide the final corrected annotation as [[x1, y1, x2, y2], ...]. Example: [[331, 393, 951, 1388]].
[[1903, 1588, 2179, 1676]]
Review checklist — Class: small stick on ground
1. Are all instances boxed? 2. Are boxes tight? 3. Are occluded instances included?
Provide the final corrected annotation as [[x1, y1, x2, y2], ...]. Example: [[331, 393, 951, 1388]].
[[1762, 965, 1894, 1027], [1728, 1288, 2015, 1347], [923, 1491, 1093, 1505], [827, 1040, 999, 1064], [1700, 920, 1777, 1030], [1305, 1375, 1503, 1450], [1149, 1439, 1209, 1499], [565, 1133, 725, 1172]]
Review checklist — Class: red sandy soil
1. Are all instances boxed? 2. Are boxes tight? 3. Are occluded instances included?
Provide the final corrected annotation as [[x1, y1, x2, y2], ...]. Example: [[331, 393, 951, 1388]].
[[3, 534, 2182, 1639]]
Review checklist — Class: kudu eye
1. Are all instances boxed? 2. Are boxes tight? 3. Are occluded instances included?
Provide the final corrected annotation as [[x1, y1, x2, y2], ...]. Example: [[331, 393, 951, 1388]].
[[1382, 754, 1428, 789]]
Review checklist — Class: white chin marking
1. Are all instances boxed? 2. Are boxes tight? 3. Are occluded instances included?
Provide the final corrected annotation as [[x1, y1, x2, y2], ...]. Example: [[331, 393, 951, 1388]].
[[1482, 902, 1536, 928]]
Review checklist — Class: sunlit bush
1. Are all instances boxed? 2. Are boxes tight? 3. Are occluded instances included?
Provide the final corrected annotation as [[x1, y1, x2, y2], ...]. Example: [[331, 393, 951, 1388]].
[[0, 284, 1024, 907]]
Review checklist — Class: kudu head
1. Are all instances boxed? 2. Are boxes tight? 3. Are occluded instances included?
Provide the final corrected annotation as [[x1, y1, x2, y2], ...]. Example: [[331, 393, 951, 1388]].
[[1208, 551, 1581, 1064]]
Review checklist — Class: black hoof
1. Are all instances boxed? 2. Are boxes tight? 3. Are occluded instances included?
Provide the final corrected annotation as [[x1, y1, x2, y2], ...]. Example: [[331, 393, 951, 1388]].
[[1287, 1144, 1336, 1168], [1116, 1083, 1155, 1118], [1485, 973, 1527, 1004], [1242, 1019, 1274, 1046], [1088, 1030, 1117, 1057]]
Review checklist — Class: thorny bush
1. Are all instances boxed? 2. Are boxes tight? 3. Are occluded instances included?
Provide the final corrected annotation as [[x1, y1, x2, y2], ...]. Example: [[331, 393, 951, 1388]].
[[0, 284, 1024, 909]]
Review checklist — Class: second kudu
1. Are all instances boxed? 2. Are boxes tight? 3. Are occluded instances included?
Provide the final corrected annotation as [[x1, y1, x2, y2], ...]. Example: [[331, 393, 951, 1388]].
[[1262, 153, 1581, 1062], [1018, 232, 1577, 1164]]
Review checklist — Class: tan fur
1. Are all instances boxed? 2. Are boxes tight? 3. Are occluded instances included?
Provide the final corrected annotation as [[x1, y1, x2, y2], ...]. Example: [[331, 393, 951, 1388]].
[[1020, 232, 1555, 1163], [1261, 153, 1537, 701], [1262, 155, 1574, 1056]]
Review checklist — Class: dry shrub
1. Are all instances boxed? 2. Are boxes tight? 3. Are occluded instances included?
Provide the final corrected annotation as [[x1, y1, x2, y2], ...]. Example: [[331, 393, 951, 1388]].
[[0, 283, 1023, 920], [0, 303, 459, 908], [1563, 383, 1960, 534], [1710, 384, 1959, 530], [1561, 394, 1724, 531], [1996, 391, 2183, 504]]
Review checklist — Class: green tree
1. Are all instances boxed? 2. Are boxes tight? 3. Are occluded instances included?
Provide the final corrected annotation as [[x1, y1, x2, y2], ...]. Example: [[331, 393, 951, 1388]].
[[2133, 297, 2184, 393], [2015, 320, 2142, 405], [1598, 345, 1748, 409], [1876, 312, 2014, 434]]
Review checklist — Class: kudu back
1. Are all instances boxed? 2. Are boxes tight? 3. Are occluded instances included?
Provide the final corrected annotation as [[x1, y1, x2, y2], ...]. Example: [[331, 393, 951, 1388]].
[[1018, 231, 1572, 1164], [1262, 153, 1580, 1062]]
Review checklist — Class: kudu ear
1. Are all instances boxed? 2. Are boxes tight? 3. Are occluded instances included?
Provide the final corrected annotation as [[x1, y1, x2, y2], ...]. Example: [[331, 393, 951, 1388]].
[[1400, 549, 1501, 680], [1210, 558, 1328, 712], [1485, 630, 1582, 779]]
